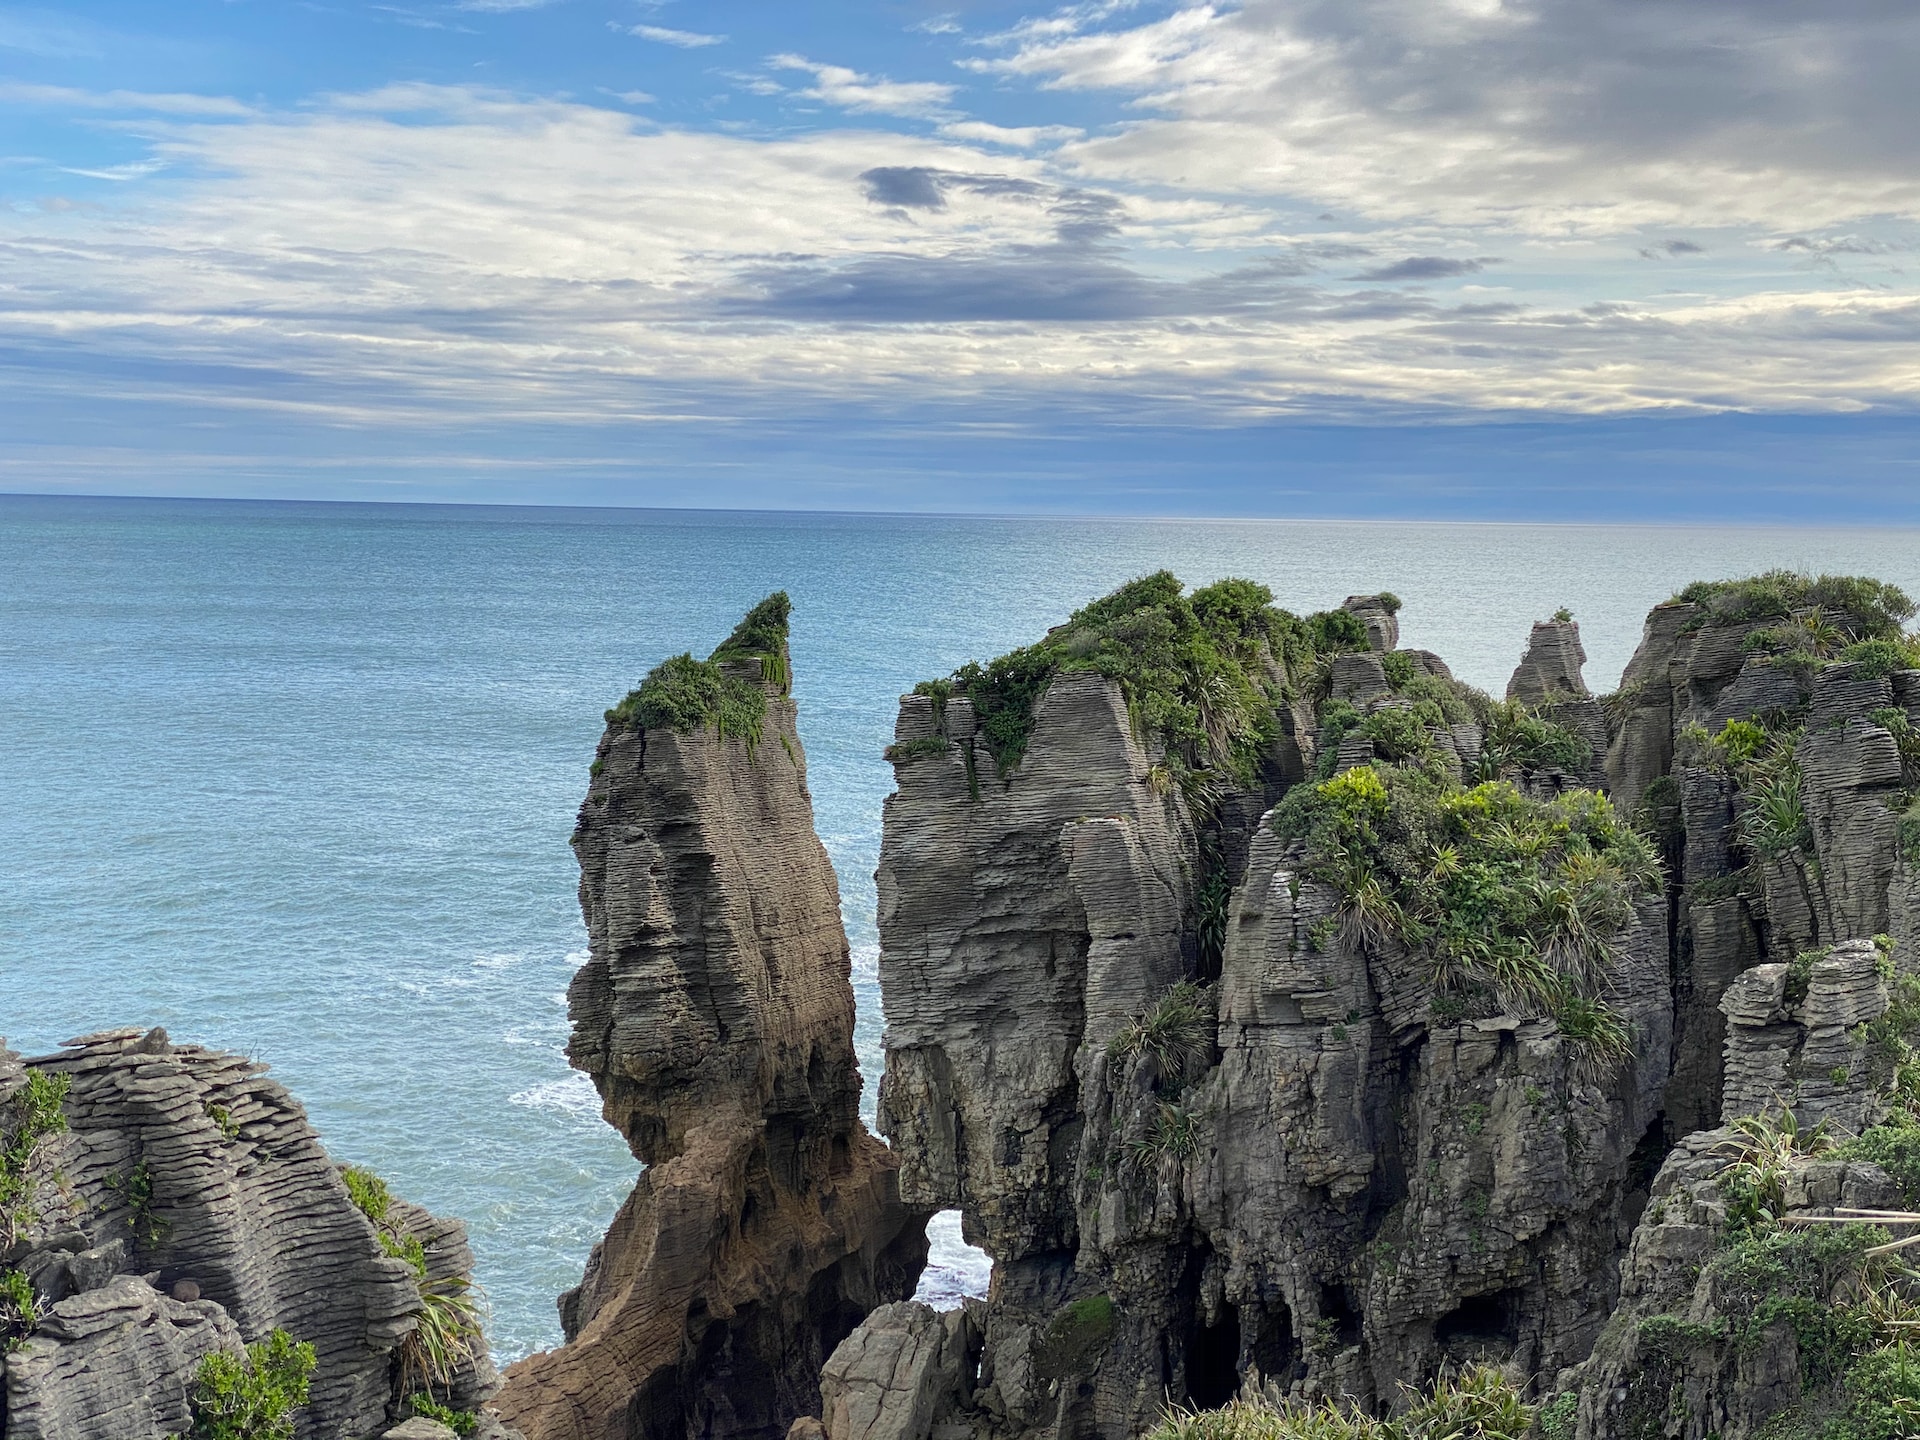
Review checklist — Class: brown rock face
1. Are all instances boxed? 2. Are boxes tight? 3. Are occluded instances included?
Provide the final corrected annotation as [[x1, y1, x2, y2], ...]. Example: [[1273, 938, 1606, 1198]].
[[497, 600, 927, 1440]]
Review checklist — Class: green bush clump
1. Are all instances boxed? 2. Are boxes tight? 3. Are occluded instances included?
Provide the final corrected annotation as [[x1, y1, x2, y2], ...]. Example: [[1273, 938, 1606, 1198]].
[[918, 573, 1369, 779], [1477, 700, 1590, 777], [1840, 1117, 1920, 1207], [1708, 1223, 1884, 1388], [1270, 765, 1658, 1066], [408, 1393, 480, 1436], [605, 592, 790, 745], [190, 1329, 316, 1440], [1844, 638, 1920, 680], [1, 1267, 37, 1351], [1842, 1343, 1920, 1440], [1673, 572, 1916, 641], [2, 1070, 70, 1245], [1110, 983, 1215, 1092], [1147, 1364, 1531, 1440]]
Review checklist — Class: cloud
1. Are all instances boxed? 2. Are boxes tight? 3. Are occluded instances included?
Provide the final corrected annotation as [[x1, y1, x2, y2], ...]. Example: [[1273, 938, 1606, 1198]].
[[1639, 239, 1704, 259], [0, 82, 1917, 443], [769, 54, 956, 118], [629, 24, 726, 48], [978, 0, 1920, 235], [1351, 256, 1492, 282], [939, 121, 1082, 149], [0, 82, 253, 117]]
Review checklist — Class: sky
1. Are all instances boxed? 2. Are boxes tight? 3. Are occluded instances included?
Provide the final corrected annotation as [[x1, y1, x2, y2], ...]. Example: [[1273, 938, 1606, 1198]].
[[2, 0, 1919, 516]]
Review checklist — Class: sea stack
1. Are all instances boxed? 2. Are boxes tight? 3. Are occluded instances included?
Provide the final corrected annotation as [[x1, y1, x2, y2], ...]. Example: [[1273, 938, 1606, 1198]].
[[496, 594, 928, 1440]]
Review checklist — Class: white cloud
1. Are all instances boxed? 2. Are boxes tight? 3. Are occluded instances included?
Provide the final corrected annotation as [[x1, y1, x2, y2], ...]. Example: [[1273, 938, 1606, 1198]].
[[769, 55, 956, 119], [978, 0, 1920, 236], [0, 82, 254, 117], [0, 82, 1914, 434], [629, 24, 726, 48], [939, 120, 1082, 149]]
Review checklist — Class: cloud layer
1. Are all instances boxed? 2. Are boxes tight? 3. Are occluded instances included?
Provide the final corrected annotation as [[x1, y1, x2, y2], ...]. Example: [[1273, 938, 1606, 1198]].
[[2, 0, 1918, 468]]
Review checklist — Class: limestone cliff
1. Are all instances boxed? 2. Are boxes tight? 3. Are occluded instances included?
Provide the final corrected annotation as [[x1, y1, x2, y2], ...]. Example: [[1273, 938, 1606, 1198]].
[[497, 595, 927, 1440], [0, 1028, 504, 1440], [822, 570, 1920, 1440]]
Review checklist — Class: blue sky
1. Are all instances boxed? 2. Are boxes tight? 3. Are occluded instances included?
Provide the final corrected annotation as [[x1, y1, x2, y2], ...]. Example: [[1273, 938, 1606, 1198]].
[[3, 0, 1919, 515]]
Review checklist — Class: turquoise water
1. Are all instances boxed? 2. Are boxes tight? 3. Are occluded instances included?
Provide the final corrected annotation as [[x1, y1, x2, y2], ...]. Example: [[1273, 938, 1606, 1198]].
[[7, 493, 1920, 1358]]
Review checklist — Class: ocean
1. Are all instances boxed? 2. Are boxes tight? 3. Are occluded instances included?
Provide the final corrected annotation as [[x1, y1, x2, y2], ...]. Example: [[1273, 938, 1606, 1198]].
[[6, 493, 1919, 1359]]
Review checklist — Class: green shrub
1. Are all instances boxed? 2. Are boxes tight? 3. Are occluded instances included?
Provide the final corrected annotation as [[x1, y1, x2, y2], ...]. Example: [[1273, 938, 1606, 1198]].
[[1844, 638, 1920, 679], [1709, 1223, 1884, 1388], [341, 1163, 392, 1224], [1, 1267, 36, 1351], [1478, 701, 1590, 778], [883, 736, 950, 764], [1534, 1391, 1577, 1440], [407, 1394, 479, 1436], [1840, 1117, 1920, 1206], [1270, 766, 1659, 1066], [1844, 1343, 1920, 1440], [1, 1070, 70, 1244], [921, 573, 1369, 778], [1673, 572, 1915, 641], [1110, 983, 1215, 1092], [190, 1329, 316, 1440], [605, 592, 790, 744]]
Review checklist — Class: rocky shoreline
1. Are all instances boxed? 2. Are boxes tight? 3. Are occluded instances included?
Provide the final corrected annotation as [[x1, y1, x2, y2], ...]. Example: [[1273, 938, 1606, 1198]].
[[11, 570, 1920, 1440]]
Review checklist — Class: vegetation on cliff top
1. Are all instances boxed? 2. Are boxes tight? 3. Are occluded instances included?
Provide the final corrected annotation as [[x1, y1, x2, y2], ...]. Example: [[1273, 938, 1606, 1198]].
[[606, 591, 791, 743], [915, 571, 1374, 777], [1272, 765, 1660, 1066], [1671, 571, 1916, 641]]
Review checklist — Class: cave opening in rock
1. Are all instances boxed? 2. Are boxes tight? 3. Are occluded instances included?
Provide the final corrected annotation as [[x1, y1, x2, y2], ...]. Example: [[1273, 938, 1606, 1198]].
[[1244, 1300, 1301, 1386], [1187, 1302, 1242, 1409], [1435, 1287, 1522, 1362], [1320, 1283, 1363, 1348]]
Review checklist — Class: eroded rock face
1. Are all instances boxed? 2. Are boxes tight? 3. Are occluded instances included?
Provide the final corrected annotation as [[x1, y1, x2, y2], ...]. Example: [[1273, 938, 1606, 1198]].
[[0, 1029, 496, 1440], [497, 610, 928, 1440], [833, 577, 1920, 1440]]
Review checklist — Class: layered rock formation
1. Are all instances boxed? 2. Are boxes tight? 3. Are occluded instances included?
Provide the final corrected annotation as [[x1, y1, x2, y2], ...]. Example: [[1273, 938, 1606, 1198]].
[[815, 570, 1920, 1440], [0, 1027, 503, 1440], [497, 596, 927, 1440]]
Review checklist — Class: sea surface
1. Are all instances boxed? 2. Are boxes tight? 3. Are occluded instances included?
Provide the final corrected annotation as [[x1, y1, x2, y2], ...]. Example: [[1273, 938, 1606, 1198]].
[[6, 494, 1920, 1359]]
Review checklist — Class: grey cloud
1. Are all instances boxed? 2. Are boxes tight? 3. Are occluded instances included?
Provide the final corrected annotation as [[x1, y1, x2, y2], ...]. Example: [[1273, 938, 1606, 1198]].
[[724, 251, 1375, 325], [1639, 239, 1704, 259], [861, 167, 949, 210], [1774, 235, 1898, 256], [1351, 256, 1492, 282]]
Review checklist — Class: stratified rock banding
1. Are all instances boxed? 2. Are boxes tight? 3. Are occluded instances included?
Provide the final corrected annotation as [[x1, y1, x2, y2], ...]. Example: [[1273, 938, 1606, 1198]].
[[817, 568, 1920, 1440], [497, 595, 928, 1440], [0, 1027, 503, 1440]]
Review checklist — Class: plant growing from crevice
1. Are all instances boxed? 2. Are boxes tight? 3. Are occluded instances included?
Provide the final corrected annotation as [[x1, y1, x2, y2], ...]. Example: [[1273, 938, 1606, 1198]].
[[190, 1328, 316, 1440], [1, 1267, 37, 1352], [1715, 1104, 1835, 1227], [1, 1069, 70, 1246], [106, 1158, 167, 1248], [406, 1393, 479, 1436], [1109, 983, 1215, 1094], [342, 1162, 484, 1390]]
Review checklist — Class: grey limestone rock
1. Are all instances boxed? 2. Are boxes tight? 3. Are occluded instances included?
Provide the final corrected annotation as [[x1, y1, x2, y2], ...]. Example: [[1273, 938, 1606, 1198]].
[[497, 605, 927, 1440], [820, 1302, 977, 1440], [0, 1030, 495, 1440]]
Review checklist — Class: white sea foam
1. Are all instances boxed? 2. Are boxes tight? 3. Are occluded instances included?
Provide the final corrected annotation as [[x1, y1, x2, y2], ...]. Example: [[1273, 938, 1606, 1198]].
[[913, 1209, 993, 1311], [472, 952, 525, 970], [509, 1072, 602, 1122]]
